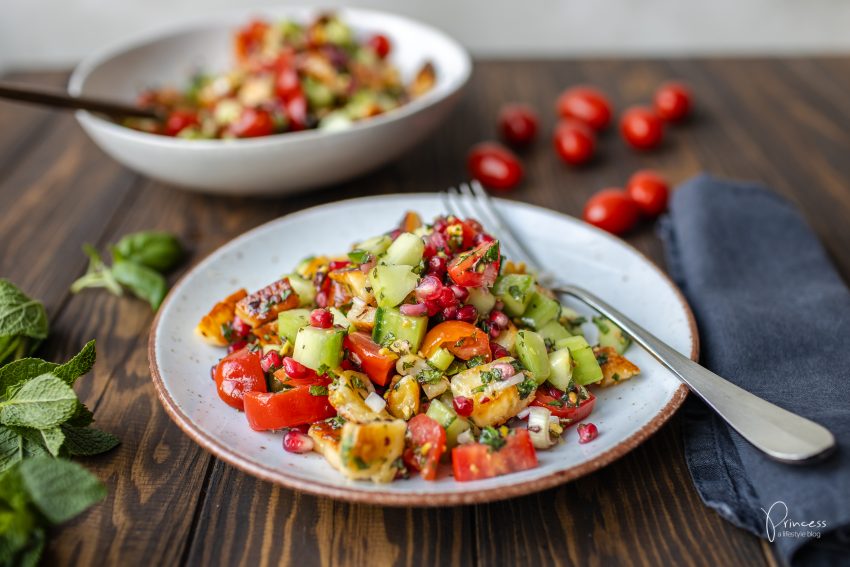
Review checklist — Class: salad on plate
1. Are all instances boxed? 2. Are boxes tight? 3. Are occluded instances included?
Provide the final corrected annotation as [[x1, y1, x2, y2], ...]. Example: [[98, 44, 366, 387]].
[[196, 212, 640, 483]]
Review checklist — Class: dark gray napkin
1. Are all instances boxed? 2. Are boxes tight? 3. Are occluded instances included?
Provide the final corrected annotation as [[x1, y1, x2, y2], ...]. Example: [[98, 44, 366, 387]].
[[659, 174, 850, 566]]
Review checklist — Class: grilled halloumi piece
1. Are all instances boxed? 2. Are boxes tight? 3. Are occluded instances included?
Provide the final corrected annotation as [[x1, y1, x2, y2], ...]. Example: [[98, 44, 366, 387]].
[[235, 278, 300, 328], [328, 371, 392, 423], [593, 346, 640, 387], [384, 375, 420, 420], [450, 358, 534, 428], [308, 420, 344, 471], [346, 299, 377, 332], [195, 289, 248, 346], [328, 269, 374, 305], [339, 420, 407, 483], [254, 320, 281, 347]]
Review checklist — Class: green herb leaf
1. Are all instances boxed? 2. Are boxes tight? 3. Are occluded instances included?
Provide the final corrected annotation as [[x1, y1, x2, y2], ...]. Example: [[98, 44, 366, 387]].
[[0, 281, 48, 366], [111, 231, 183, 272], [479, 426, 506, 452], [60, 425, 119, 456], [0, 374, 78, 430], [69, 245, 123, 297], [38, 428, 64, 457], [0, 425, 23, 473], [18, 455, 106, 524], [111, 260, 167, 310], [308, 385, 329, 397], [0, 359, 57, 396], [53, 340, 96, 386]]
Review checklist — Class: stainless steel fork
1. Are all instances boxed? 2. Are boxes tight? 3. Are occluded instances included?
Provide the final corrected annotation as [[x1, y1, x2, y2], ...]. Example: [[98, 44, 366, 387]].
[[443, 181, 835, 463]]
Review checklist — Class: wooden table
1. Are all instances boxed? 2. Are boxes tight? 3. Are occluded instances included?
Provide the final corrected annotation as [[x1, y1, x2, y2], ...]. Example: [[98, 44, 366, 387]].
[[2, 58, 849, 566]]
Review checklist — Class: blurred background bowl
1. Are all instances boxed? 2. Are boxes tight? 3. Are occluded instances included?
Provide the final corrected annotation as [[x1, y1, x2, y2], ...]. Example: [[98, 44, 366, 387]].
[[68, 7, 471, 196]]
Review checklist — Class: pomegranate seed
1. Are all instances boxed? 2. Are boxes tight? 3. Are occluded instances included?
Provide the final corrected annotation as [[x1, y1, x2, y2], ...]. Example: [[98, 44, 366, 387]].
[[577, 422, 599, 444], [473, 233, 495, 245], [340, 359, 356, 371], [546, 385, 563, 398], [231, 317, 252, 339], [433, 217, 448, 232], [400, 302, 428, 316], [453, 396, 474, 417], [465, 218, 484, 232], [283, 430, 314, 454], [488, 310, 509, 330], [450, 285, 469, 301], [227, 340, 247, 354], [310, 308, 334, 328], [442, 306, 458, 320], [428, 256, 448, 278], [425, 299, 442, 317], [282, 357, 313, 379], [423, 241, 437, 259], [456, 304, 478, 323], [490, 342, 510, 359], [315, 290, 329, 308], [415, 275, 443, 301], [260, 350, 283, 373], [438, 287, 457, 308], [329, 260, 350, 270], [489, 326, 501, 339]]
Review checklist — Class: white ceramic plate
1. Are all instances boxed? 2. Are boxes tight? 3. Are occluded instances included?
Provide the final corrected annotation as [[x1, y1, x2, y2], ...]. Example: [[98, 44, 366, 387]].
[[149, 195, 696, 506], [69, 8, 471, 195]]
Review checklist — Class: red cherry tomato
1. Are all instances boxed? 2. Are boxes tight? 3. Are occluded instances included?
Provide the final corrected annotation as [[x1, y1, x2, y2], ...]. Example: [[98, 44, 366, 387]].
[[654, 81, 693, 122], [531, 389, 596, 423], [556, 86, 613, 131], [243, 382, 335, 431], [213, 347, 267, 410], [620, 106, 664, 150], [403, 414, 447, 480], [164, 110, 199, 136], [451, 429, 538, 482], [368, 34, 392, 58], [553, 120, 596, 165], [447, 240, 501, 288], [230, 108, 276, 138], [583, 189, 640, 235], [467, 142, 524, 191], [498, 104, 538, 146], [234, 19, 270, 62], [344, 332, 397, 387], [626, 170, 670, 217], [421, 321, 491, 362]]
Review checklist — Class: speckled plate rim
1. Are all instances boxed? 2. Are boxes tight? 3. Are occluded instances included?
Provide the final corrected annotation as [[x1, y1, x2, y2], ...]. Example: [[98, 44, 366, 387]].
[[148, 194, 698, 507]]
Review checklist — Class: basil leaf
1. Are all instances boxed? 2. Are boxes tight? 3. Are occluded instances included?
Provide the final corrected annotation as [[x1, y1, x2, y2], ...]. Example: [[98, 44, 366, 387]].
[[111, 260, 167, 310], [112, 231, 183, 272]]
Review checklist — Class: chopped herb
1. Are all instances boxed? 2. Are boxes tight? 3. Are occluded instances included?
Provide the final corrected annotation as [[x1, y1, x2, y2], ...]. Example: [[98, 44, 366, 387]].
[[481, 241, 500, 263], [326, 416, 346, 429], [316, 364, 330, 376], [220, 323, 234, 343], [352, 456, 370, 470], [516, 378, 537, 399], [547, 399, 565, 408], [479, 427, 506, 452], [402, 360, 415, 370], [309, 385, 329, 396], [508, 285, 523, 301], [595, 352, 608, 366], [349, 375, 365, 389], [466, 355, 487, 368], [415, 367, 444, 385], [479, 368, 502, 385], [347, 249, 371, 264], [592, 316, 610, 334], [612, 373, 620, 382]]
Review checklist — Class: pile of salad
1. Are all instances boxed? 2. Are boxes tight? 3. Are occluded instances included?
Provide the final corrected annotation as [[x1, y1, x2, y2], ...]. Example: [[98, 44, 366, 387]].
[[196, 212, 640, 483], [125, 13, 436, 139]]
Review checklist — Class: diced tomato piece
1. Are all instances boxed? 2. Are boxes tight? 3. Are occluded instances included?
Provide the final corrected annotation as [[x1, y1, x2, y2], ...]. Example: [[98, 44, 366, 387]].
[[403, 414, 447, 481], [531, 390, 595, 423], [344, 332, 396, 386], [234, 19, 270, 62], [213, 347, 267, 410], [273, 366, 327, 387], [164, 110, 199, 136], [452, 429, 538, 482], [447, 240, 500, 288], [421, 321, 492, 362], [229, 108, 276, 138], [244, 386, 335, 431]]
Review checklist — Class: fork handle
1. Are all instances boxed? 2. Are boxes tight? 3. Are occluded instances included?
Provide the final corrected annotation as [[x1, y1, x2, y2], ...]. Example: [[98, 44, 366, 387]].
[[554, 284, 835, 463]]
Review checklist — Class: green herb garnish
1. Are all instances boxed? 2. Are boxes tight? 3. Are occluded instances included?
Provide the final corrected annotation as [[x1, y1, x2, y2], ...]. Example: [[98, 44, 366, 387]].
[[479, 427, 506, 452], [0, 280, 49, 366]]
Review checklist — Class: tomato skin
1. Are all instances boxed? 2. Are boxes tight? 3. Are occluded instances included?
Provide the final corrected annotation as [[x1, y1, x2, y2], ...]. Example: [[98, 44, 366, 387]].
[[556, 86, 613, 131], [447, 240, 501, 288], [467, 142, 524, 192], [531, 390, 596, 423], [403, 414, 447, 480], [654, 81, 692, 122], [344, 332, 396, 387], [230, 108, 276, 138], [620, 106, 664, 150], [368, 34, 392, 58], [164, 110, 199, 136], [243, 385, 335, 431], [583, 189, 640, 235], [421, 321, 491, 362], [553, 120, 596, 165], [452, 429, 538, 482], [214, 347, 268, 410], [234, 19, 270, 62], [498, 104, 538, 146], [626, 170, 670, 217]]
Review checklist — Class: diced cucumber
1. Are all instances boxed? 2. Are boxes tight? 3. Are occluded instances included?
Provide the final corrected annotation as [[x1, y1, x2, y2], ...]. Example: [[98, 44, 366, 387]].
[[520, 290, 561, 330], [560, 305, 587, 335], [492, 274, 535, 316], [329, 307, 351, 330], [593, 316, 631, 354], [292, 326, 345, 371], [426, 399, 471, 449], [537, 320, 571, 345], [278, 309, 311, 343], [555, 335, 602, 385], [354, 234, 392, 256], [516, 330, 551, 384], [547, 348, 573, 391], [369, 264, 418, 308], [383, 233, 424, 266], [372, 307, 428, 352], [445, 414, 471, 449], [427, 348, 455, 371], [466, 287, 496, 315], [285, 273, 316, 307]]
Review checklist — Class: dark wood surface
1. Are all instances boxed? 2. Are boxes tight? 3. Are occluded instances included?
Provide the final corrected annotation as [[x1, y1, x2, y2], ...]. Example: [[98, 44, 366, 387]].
[[2, 58, 848, 566]]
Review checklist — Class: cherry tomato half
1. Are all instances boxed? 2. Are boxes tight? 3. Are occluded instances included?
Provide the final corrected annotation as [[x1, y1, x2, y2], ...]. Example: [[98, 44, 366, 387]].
[[553, 120, 596, 166], [583, 189, 640, 235], [556, 86, 613, 131], [368, 34, 392, 58], [230, 108, 276, 138], [344, 332, 396, 387], [403, 414, 447, 481], [626, 170, 670, 217], [243, 384, 335, 431], [421, 321, 491, 362], [164, 110, 199, 137], [531, 389, 596, 423], [498, 104, 538, 147], [620, 106, 664, 150], [452, 429, 538, 482], [213, 347, 267, 410], [447, 240, 501, 288], [654, 81, 693, 122], [467, 142, 524, 192]]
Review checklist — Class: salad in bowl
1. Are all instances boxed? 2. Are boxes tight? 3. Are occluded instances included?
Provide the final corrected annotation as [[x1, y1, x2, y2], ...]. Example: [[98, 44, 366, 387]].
[[196, 212, 640, 483]]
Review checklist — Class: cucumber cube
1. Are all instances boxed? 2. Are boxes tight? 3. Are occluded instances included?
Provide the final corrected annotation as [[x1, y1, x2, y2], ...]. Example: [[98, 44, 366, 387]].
[[383, 233, 424, 266], [547, 348, 573, 391], [284, 274, 316, 307], [426, 399, 471, 449], [555, 335, 602, 385], [516, 330, 551, 384], [354, 234, 392, 256], [372, 307, 428, 352], [466, 287, 496, 315], [369, 264, 419, 308], [492, 274, 535, 316], [520, 290, 561, 330], [427, 348, 455, 371], [278, 309, 311, 343], [538, 320, 571, 345], [593, 316, 631, 354], [292, 326, 345, 371]]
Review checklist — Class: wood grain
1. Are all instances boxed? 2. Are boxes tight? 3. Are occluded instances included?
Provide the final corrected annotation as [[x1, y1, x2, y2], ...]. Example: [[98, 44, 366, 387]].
[[2, 58, 849, 566]]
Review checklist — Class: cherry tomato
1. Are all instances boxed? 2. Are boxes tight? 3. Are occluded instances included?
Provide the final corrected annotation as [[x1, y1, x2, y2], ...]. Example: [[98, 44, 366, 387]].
[[234, 19, 270, 62], [626, 170, 670, 217], [654, 81, 693, 122], [421, 321, 491, 362], [368, 34, 392, 58], [344, 332, 397, 387], [451, 429, 538, 482], [244, 384, 335, 431], [403, 414, 447, 480], [553, 120, 596, 166], [213, 347, 267, 410], [583, 189, 640, 235], [467, 142, 524, 192], [447, 240, 501, 288], [229, 108, 276, 138], [498, 104, 538, 146], [164, 110, 199, 137], [620, 106, 664, 150], [531, 390, 596, 423], [556, 86, 613, 131]]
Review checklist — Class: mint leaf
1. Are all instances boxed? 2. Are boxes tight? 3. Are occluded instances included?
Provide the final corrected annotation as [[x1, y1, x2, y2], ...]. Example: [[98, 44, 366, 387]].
[[112, 231, 183, 272], [18, 456, 106, 524], [38, 428, 64, 457], [0, 426, 22, 473], [0, 280, 48, 342], [60, 426, 119, 456], [53, 340, 96, 386], [0, 359, 57, 399], [0, 374, 77, 429], [66, 403, 94, 428], [111, 260, 167, 310]]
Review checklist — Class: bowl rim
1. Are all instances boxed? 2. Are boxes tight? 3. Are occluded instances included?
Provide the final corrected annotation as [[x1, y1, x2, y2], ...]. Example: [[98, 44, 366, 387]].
[[68, 6, 472, 149], [148, 193, 699, 506]]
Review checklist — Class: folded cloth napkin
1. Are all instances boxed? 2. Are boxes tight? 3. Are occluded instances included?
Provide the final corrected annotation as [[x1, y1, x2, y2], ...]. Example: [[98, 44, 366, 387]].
[[659, 174, 850, 566]]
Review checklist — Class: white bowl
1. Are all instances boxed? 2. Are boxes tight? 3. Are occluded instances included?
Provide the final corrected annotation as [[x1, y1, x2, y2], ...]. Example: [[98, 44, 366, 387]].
[[68, 8, 471, 196]]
